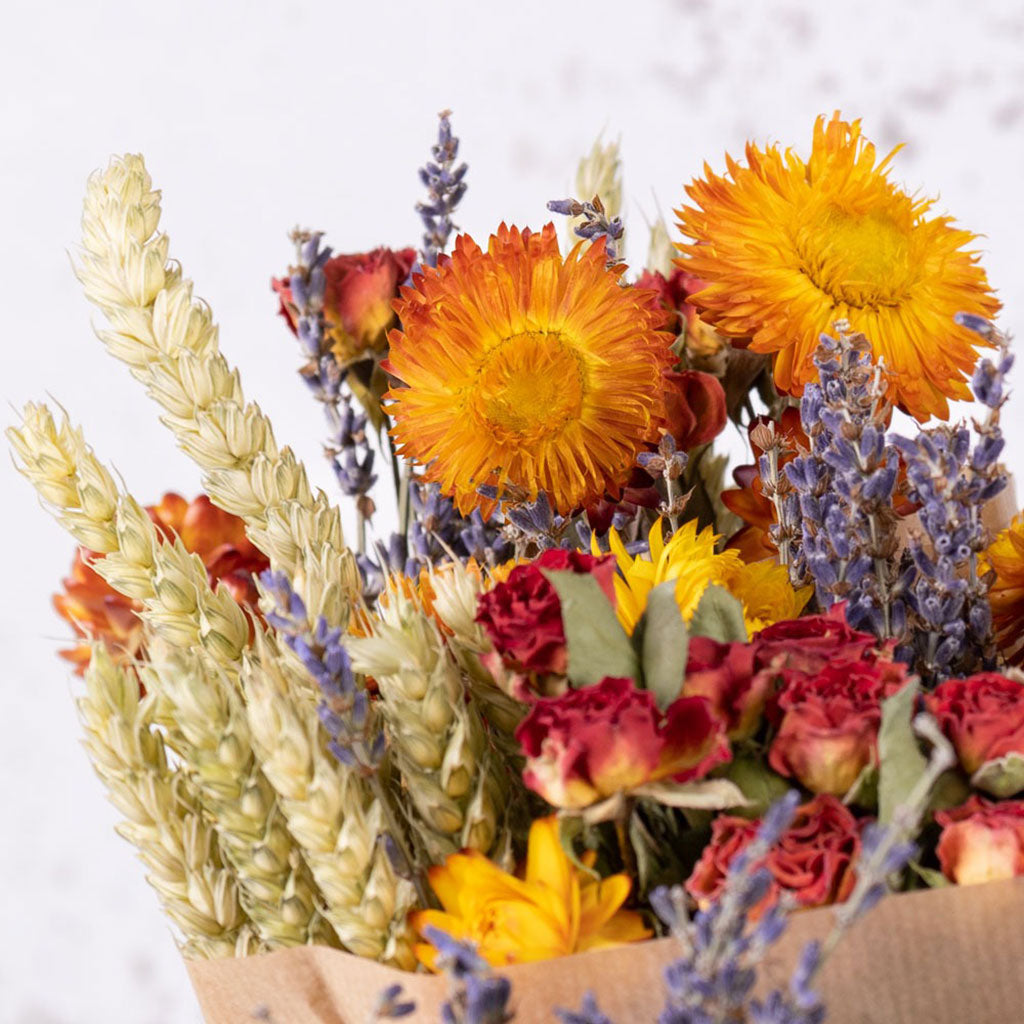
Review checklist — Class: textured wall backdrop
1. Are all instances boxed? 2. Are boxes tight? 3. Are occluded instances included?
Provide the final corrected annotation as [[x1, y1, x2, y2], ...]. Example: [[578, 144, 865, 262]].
[[2, 0, 1023, 1020]]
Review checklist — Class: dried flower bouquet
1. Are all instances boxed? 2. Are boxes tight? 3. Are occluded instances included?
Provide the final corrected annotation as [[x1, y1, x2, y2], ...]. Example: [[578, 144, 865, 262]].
[[11, 111, 1024, 1024]]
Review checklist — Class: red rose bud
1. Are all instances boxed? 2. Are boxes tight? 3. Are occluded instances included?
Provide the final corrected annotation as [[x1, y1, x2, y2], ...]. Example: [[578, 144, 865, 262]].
[[684, 636, 770, 741], [515, 676, 730, 810], [686, 794, 862, 915], [926, 673, 1024, 791], [753, 610, 881, 678], [475, 549, 616, 681], [936, 797, 1024, 886], [768, 659, 909, 797], [273, 247, 416, 364], [635, 267, 712, 337], [662, 369, 727, 452]]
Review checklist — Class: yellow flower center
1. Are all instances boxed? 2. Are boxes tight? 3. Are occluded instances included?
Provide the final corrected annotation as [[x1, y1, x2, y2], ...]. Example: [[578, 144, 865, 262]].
[[798, 203, 915, 308], [469, 331, 586, 444]]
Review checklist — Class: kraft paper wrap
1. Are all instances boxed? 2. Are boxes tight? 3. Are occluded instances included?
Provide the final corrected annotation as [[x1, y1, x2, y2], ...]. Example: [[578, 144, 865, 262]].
[[187, 877, 1024, 1024]]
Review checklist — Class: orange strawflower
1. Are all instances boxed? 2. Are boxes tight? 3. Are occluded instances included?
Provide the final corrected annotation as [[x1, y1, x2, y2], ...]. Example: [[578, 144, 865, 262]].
[[677, 113, 1000, 421], [385, 224, 674, 516], [411, 815, 651, 968]]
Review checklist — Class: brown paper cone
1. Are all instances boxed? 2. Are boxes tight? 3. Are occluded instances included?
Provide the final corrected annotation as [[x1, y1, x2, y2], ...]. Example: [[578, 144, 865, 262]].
[[187, 877, 1024, 1024]]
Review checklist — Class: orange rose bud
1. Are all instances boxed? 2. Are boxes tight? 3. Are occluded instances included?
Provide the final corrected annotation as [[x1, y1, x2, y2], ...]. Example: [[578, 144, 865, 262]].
[[273, 247, 416, 365], [515, 676, 729, 810], [936, 797, 1024, 886]]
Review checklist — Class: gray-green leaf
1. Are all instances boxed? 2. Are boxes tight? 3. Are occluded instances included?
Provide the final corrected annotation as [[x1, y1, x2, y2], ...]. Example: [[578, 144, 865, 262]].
[[689, 585, 748, 643], [878, 680, 926, 825], [544, 569, 640, 686], [636, 579, 690, 709], [631, 777, 748, 810]]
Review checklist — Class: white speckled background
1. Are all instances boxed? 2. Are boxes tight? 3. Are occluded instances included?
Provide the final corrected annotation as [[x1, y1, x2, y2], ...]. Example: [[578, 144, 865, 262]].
[[2, 0, 1023, 1019]]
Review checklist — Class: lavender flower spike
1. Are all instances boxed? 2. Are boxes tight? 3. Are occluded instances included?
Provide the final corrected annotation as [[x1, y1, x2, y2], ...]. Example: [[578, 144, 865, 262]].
[[547, 194, 624, 265], [893, 320, 1013, 680], [261, 569, 385, 775], [284, 229, 378, 553], [418, 109, 468, 267], [423, 926, 513, 1024]]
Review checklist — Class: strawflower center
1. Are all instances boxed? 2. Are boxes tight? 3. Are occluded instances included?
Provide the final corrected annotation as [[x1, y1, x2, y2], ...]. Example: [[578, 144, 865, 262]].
[[798, 203, 915, 308], [469, 331, 586, 443]]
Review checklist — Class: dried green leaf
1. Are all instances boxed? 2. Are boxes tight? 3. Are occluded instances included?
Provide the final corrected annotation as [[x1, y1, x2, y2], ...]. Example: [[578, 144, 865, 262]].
[[689, 585, 748, 644], [878, 680, 926, 825], [544, 569, 639, 686], [631, 777, 747, 811], [636, 580, 689, 710], [971, 753, 1024, 799]]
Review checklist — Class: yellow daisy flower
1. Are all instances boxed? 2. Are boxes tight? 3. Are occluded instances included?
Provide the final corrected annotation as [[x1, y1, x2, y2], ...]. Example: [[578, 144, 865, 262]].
[[411, 815, 650, 968], [676, 113, 1000, 422], [602, 520, 810, 635], [384, 224, 674, 516]]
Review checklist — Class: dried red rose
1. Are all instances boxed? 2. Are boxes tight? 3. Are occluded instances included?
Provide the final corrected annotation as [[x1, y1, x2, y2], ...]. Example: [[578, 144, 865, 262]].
[[686, 794, 863, 915], [768, 659, 910, 797], [515, 676, 730, 810], [926, 673, 1024, 796], [683, 636, 770, 741], [753, 610, 881, 678], [475, 548, 616, 681], [661, 369, 727, 453]]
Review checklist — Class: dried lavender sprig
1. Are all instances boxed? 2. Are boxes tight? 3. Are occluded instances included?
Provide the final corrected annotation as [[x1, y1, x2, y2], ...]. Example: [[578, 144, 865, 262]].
[[823, 713, 954, 953], [892, 318, 1012, 680], [364, 482, 512, 602], [475, 485, 574, 557], [637, 433, 688, 532], [261, 568, 433, 910], [287, 229, 378, 553], [422, 927, 514, 1024], [785, 328, 906, 640], [262, 569, 385, 775], [418, 110, 468, 267], [547, 195, 624, 265], [744, 714, 955, 1024], [555, 993, 615, 1024], [750, 420, 806, 587], [650, 791, 806, 1024], [372, 983, 417, 1020]]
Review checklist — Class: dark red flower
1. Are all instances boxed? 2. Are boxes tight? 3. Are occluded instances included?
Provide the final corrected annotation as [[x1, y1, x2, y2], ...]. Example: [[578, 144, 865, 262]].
[[926, 673, 1024, 781], [662, 369, 727, 452], [753, 610, 881, 678], [683, 636, 770, 741], [475, 549, 616, 681]]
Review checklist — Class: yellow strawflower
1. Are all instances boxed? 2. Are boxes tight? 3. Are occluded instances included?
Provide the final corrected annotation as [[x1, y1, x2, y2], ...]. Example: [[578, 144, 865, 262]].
[[602, 520, 810, 635], [412, 816, 650, 968]]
